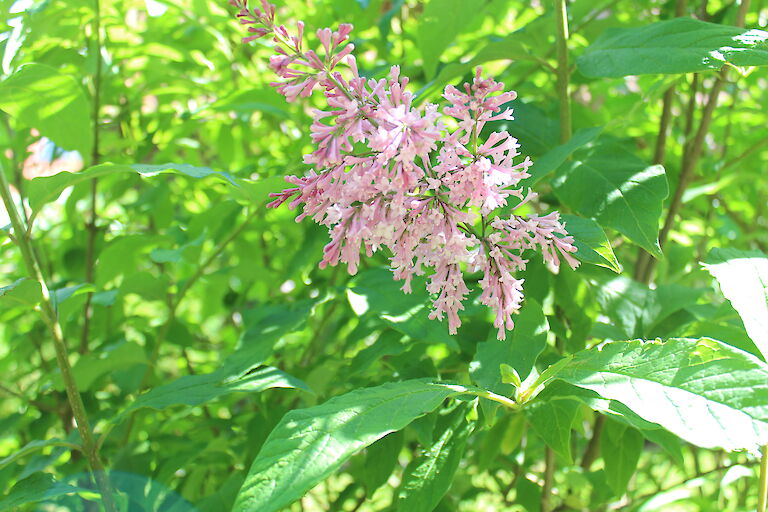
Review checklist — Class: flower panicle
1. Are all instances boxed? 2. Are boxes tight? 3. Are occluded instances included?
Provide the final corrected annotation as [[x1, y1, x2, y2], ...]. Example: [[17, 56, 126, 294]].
[[231, 1, 579, 340]]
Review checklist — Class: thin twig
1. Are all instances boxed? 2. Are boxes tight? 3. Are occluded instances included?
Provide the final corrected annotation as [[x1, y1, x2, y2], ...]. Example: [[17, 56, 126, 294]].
[[80, 0, 104, 355]]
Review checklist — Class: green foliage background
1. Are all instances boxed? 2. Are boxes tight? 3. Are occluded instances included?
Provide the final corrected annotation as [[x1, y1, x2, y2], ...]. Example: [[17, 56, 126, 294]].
[[0, 0, 767, 511]]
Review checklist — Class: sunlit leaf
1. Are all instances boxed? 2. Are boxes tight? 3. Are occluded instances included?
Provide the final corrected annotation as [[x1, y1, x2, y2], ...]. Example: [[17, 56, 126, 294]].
[[233, 380, 457, 512], [557, 338, 768, 452], [578, 18, 768, 77], [703, 248, 768, 359], [0, 63, 92, 156], [416, 0, 480, 79]]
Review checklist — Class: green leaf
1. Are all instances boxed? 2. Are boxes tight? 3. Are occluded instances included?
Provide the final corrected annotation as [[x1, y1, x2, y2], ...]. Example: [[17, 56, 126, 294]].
[[526, 127, 603, 185], [0, 63, 92, 156], [117, 366, 309, 420], [26, 163, 238, 214], [421, 31, 540, 99], [349, 269, 458, 350], [561, 214, 620, 273], [0, 278, 42, 309], [702, 248, 768, 359], [62, 342, 146, 391], [525, 398, 580, 463], [233, 380, 457, 512], [589, 273, 703, 339], [416, 0, 480, 79], [0, 473, 94, 509], [228, 298, 321, 376], [0, 439, 79, 470], [552, 142, 668, 257], [349, 330, 407, 376], [600, 419, 644, 495], [203, 87, 289, 119], [470, 298, 548, 416], [397, 405, 474, 512], [578, 18, 768, 78], [556, 338, 768, 452], [362, 430, 404, 494]]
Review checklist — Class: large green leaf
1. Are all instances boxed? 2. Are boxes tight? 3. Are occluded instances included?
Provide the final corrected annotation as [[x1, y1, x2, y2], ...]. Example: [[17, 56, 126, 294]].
[[26, 163, 238, 214], [0, 63, 92, 156], [561, 214, 620, 273], [552, 142, 668, 257], [397, 405, 474, 512], [703, 248, 768, 359], [557, 338, 768, 452], [578, 18, 768, 78], [233, 380, 458, 512], [415, 0, 480, 79]]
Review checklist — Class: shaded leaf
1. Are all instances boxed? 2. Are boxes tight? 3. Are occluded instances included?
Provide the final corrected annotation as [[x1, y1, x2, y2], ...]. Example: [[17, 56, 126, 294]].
[[349, 269, 458, 349], [526, 127, 603, 185], [600, 419, 644, 495], [397, 405, 474, 512], [362, 430, 404, 494], [562, 214, 620, 273], [0, 278, 42, 309], [525, 398, 579, 463], [0, 473, 94, 510], [117, 366, 309, 420], [0, 439, 79, 470]]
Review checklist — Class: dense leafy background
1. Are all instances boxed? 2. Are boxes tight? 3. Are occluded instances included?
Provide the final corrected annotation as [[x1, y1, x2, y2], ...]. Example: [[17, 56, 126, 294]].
[[1, 0, 767, 511]]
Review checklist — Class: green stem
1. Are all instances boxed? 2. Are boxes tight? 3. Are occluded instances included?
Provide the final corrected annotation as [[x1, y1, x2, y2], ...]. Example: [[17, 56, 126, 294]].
[[541, 447, 556, 512], [0, 161, 117, 512], [757, 445, 768, 512], [81, 0, 103, 354], [554, 0, 571, 144], [759, 445, 768, 512]]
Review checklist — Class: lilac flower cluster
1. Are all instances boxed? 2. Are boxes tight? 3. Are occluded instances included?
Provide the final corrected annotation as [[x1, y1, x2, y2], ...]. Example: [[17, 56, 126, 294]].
[[231, 0, 579, 340]]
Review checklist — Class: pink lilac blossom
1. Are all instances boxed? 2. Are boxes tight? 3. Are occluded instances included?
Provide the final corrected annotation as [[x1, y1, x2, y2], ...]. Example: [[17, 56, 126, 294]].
[[230, 0, 579, 340]]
